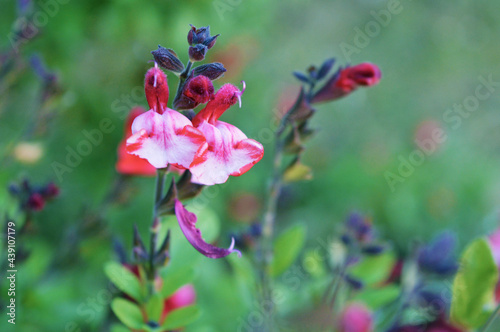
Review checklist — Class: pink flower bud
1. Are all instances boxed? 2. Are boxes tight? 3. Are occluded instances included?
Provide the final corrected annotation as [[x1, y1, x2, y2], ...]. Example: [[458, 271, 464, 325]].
[[27, 192, 45, 211], [336, 63, 381, 91], [144, 64, 169, 114], [338, 303, 373, 332], [312, 63, 381, 104], [183, 75, 214, 104]]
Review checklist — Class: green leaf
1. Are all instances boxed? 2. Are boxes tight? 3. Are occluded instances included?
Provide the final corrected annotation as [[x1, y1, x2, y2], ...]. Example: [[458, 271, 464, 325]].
[[228, 252, 257, 306], [110, 324, 132, 332], [111, 298, 145, 329], [161, 305, 200, 330], [270, 224, 307, 277], [352, 285, 400, 309], [349, 252, 395, 286], [159, 266, 196, 299], [104, 262, 144, 301], [145, 292, 164, 323], [450, 238, 498, 329]]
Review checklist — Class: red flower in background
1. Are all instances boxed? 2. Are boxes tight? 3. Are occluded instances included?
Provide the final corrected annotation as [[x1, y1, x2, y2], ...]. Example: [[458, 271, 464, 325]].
[[122, 264, 196, 328], [160, 284, 196, 324], [312, 63, 381, 103], [116, 107, 157, 176], [189, 82, 264, 185]]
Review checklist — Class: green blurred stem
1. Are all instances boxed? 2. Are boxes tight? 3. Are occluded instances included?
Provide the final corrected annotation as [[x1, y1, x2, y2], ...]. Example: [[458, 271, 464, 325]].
[[259, 119, 288, 330], [147, 168, 167, 294], [479, 303, 500, 332], [324, 263, 346, 310]]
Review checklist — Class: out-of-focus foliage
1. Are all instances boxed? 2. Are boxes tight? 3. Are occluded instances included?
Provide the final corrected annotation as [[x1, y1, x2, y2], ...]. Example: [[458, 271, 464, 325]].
[[1, 0, 500, 331]]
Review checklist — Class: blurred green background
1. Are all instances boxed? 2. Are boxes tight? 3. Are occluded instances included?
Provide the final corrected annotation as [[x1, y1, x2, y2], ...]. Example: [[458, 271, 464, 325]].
[[1, 0, 500, 330]]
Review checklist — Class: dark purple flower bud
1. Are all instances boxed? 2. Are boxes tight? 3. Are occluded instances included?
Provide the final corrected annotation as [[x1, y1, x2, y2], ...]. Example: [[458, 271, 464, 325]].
[[417, 231, 458, 276], [346, 212, 373, 243], [189, 44, 208, 62], [132, 224, 148, 262], [27, 192, 45, 211], [344, 274, 364, 290], [187, 25, 219, 49], [193, 63, 227, 80], [41, 182, 59, 199], [8, 184, 20, 196], [249, 223, 262, 237], [361, 244, 385, 255], [416, 290, 447, 314], [151, 45, 185, 73], [113, 238, 128, 264], [147, 321, 159, 328], [341, 234, 352, 246], [316, 58, 335, 81], [293, 71, 311, 84], [175, 199, 241, 259]]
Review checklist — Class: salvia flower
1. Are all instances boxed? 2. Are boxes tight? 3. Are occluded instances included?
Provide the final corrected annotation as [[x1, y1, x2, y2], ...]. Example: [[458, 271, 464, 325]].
[[417, 231, 458, 276], [189, 82, 264, 185], [127, 66, 208, 170], [127, 109, 207, 169], [116, 107, 156, 176], [175, 199, 241, 259], [144, 63, 169, 114], [312, 63, 381, 104]]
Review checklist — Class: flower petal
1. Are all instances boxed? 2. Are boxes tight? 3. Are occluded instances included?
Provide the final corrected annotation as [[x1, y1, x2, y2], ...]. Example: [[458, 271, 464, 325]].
[[189, 121, 264, 185], [126, 110, 206, 169], [175, 199, 241, 259]]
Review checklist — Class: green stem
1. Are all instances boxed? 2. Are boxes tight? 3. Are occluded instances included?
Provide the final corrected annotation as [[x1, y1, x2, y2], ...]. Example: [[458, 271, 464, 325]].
[[147, 169, 167, 290], [328, 264, 346, 310], [479, 303, 500, 332], [258, 118, 288, 331], [172, 61, 193, 110]]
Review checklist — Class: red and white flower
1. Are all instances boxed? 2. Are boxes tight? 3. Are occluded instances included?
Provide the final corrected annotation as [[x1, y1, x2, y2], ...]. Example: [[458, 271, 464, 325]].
[[126, 65, 208, 170], [189, 82, 264, 185]]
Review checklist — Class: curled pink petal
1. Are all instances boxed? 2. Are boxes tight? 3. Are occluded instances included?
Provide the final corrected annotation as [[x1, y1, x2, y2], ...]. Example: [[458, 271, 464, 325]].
[[175, 199, 241, 259], [126, 110, 206, 169]]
